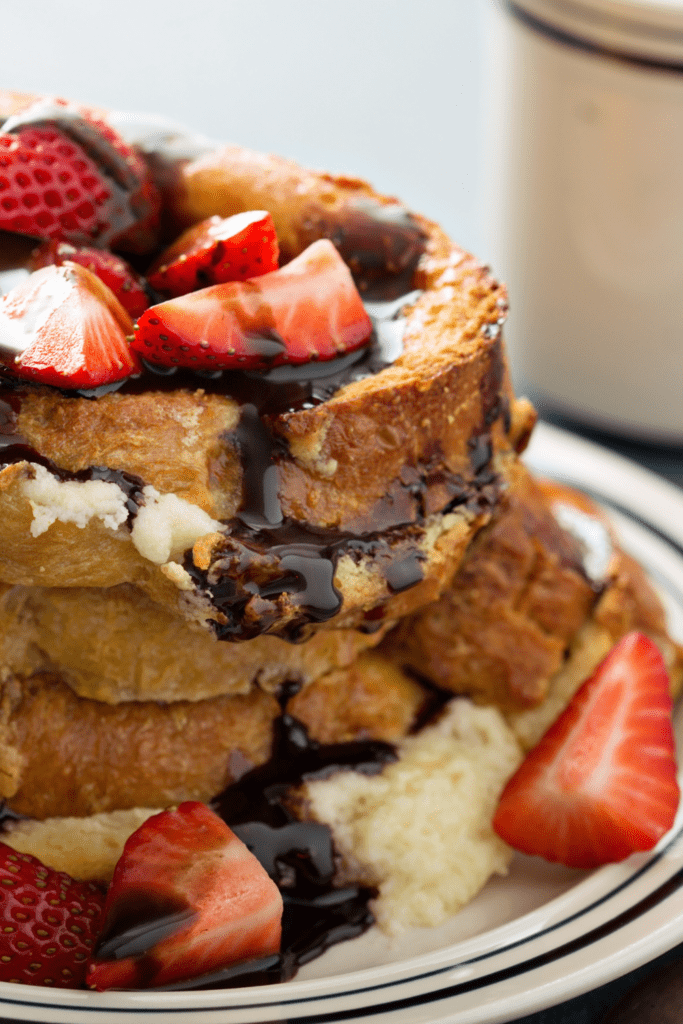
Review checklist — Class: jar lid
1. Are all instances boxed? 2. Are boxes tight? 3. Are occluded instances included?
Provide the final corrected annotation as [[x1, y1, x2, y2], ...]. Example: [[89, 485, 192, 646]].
[[510, 0, 683, 65]]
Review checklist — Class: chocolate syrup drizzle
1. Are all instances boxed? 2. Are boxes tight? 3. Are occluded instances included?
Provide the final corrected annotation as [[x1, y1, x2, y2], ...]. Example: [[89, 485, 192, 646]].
[[0, 194, 514, 984], [211, 710, 396, 985], [87, 709, 397, 989]]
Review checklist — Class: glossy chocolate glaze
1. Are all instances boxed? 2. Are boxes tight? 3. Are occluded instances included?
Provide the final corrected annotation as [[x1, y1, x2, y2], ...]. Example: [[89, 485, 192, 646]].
[[208, 710, 394, 985], [180, 326, 505, 643], [94, 893, 198, 962], [184, 516, 431, 642], [86, 712, 393, 989], [303, 199, 428, 301]]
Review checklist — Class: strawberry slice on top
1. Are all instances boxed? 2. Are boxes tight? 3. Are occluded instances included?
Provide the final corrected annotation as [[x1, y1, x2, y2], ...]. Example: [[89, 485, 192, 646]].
[[0, 97, 160, 252], [0, 841, 104, 988], [132, 238, 373, 372], [0, 261, 140, 390], [87, 802, 283, 991], [147, 211, 279, 297], [29, 240, 150, 319], [493, 632, 680, 869]]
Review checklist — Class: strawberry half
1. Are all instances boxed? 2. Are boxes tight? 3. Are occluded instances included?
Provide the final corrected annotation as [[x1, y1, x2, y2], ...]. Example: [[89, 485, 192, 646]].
[[493, 632, 680, 869], [147, 211, 279, 297], [87, 802, 283, 991], [30, 240, 150, 319], [0, 842, 104, 988], [132, 238, 373, 372], [0, 262, 140, 389], [0, 98, 160, 252]]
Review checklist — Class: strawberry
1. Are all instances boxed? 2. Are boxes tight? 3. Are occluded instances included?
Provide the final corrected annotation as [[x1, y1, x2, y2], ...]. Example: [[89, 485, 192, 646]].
[[493, 632, 680, 869], [0, 262, 140, 390], [0, 98, 160, 252], [29, 240, 150, 319], [87, 802, 283, 991], [132, 238, 373, 372], [0, 841, 104, 988], [147, 211, 279, 297]]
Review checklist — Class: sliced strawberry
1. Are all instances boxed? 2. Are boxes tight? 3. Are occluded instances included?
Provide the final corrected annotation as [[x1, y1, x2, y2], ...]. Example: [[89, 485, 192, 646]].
[[29, 240, 150, 319], [0, 841, 104, 988], [147, 211, 279, 297], [0, 98, 160, 252], [87, 802, 283, 991], [0, 125, 111, 243], [132, 238, 373, 372], [0, 262, 140, 389], [493, 632, 680, 869]]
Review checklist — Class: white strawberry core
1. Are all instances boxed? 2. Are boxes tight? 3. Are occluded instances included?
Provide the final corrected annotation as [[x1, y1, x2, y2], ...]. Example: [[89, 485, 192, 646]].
[[209, 210, 268, 240], [0, 266, 73, 356]]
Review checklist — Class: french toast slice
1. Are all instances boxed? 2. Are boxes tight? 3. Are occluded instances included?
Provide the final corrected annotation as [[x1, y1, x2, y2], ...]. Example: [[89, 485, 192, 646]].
[[0, 653, 427, 820], [0, 456, 530, 705], [386, 475, 683, 714]]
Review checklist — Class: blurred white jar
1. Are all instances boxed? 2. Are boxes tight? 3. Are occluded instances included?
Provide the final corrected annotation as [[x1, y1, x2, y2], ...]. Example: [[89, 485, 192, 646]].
[[486, 0, 683, 442]]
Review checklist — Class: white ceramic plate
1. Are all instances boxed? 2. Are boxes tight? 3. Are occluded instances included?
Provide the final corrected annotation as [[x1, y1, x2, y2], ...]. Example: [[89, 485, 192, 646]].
[[3, 421, 683, 1024]]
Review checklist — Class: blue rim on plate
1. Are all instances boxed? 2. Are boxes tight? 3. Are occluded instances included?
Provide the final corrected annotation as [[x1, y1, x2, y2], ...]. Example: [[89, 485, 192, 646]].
[[3, 422, 683, 1024]]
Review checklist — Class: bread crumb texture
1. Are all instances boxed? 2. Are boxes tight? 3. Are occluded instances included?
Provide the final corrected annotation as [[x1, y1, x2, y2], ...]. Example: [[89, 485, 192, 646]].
[[3, 808, 162, 881], [304, 699, 523, 934]]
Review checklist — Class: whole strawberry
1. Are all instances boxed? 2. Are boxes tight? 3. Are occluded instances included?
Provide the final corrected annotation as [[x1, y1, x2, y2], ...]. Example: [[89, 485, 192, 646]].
[[0, 842, 105, 988]]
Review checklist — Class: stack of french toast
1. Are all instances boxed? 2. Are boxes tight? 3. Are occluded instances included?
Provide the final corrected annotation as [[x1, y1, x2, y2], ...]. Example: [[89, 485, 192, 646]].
[[0, 89, 679, 945]]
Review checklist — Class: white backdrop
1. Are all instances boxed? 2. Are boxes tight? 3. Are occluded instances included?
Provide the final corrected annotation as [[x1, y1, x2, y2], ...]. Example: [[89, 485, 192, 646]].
[[0, 0, 489, 258]]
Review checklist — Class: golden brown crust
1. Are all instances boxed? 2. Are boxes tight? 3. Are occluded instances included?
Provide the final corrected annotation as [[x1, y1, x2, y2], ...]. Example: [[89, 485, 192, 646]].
[[538, 479, 683, 697], [287, 652, 427, 745], [0, 673, 279, 818], [389, 474, 683, 711], [0, 654, 427, 820], [15, 389, 242, 518], [385, 467, 596, 710], [0, 583, 388, 703]]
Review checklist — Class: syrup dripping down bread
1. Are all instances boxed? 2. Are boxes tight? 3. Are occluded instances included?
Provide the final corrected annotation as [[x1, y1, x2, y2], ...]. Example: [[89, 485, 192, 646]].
[[0, 465, 678, 824], [0, 92, 680, 958]]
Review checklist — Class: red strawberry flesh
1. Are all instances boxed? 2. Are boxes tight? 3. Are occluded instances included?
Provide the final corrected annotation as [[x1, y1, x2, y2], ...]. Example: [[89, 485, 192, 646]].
[[30, 240, 150, 319], [493, 632, 680, 868], [0, 842, 104, 988], [0, 262, 139, 389], [87, 801, 283, 991], [132, 238, 373, 372], [0, 126, 111, 244], [0, 97, 160, 252], [147, 210, 279, 297]]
